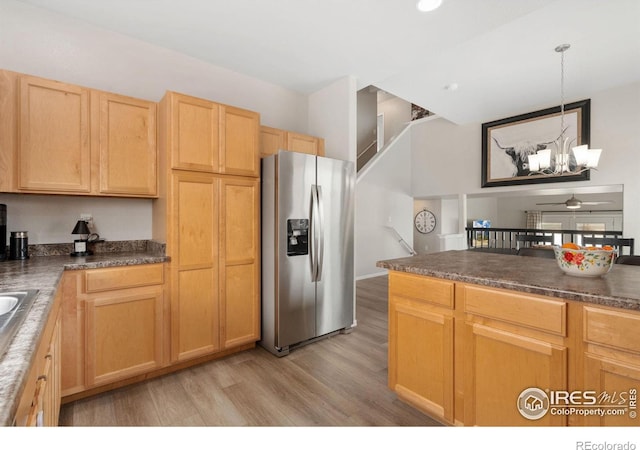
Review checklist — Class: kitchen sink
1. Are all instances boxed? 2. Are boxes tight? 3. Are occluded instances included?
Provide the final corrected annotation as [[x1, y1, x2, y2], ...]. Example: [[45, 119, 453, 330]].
[[0, 296, 20, 315], [0, 290, 39, 358]]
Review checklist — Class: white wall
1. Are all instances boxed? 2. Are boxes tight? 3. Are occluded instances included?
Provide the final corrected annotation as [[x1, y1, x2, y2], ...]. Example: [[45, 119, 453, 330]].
[[467, 197, 499, 228], [413, 199, 440, 254], [0, 0, 311, 245], [441, 198, 460, 234], [411, 82, 640, 241], [0, 0, 307, 130], [308, 76, 358, 163], [378, 93, 411, 148], [0, 194, 151, 244], [357, 88, 378, 154], [355, 131, 413, 278]]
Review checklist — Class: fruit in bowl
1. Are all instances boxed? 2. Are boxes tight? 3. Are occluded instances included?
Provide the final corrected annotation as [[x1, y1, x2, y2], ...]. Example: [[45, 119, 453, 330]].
[[552, 243, 616, 277]]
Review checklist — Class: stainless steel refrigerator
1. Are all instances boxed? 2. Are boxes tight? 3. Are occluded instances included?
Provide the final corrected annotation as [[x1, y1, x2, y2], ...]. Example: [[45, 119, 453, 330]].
[[260, 150, 355, 356]]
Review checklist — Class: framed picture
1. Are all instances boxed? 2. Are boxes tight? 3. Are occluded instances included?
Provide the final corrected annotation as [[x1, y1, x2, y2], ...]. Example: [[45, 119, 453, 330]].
[[481, 99, 590, 187], [411, 104, 431, 121]]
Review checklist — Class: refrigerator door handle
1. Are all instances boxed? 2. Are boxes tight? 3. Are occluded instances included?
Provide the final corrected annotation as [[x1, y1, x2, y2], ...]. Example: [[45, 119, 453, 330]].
[[310, 185, 319, 281], [315, 185, 325, 281]]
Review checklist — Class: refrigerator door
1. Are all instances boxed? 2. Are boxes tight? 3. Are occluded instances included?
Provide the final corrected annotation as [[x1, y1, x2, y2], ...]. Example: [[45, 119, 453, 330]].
[[315, 156, 355, 336], [276, 151, 317, 349]]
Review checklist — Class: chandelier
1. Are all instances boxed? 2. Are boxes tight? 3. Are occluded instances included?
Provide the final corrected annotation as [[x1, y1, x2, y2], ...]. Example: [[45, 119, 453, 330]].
[[527, 44, 602, 176]]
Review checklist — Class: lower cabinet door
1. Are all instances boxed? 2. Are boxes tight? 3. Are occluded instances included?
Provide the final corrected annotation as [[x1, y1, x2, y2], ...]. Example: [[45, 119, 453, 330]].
[[388, 299, 454, 423], [464, 323, 568, 426], [220, 177, 260, 349], [85, 287, 164, 386], [583, 354, 640, 426]]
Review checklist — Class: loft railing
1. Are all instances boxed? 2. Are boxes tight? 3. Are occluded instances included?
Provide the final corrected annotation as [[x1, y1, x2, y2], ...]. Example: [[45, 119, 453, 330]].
[[465, 227, 632, 254]]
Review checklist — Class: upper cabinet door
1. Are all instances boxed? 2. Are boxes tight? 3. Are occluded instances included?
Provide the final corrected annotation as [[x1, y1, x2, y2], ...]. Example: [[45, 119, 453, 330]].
[[18, 75, 91, 192], [287, 131, 325, 156], [169, 92, 220, 173], [95, 91, 158, 197], [259, 125, 285, 159], [221, 105, 259, 177]]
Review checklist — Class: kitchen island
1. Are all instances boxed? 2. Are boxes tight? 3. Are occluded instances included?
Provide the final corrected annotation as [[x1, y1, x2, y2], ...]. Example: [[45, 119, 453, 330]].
[[377, 250, 640, 427], [0, 247, 167, 426]]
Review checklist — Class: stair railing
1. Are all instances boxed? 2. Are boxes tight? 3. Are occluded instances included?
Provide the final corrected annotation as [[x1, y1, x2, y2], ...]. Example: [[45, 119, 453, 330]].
[[385, 225, 417, 256]]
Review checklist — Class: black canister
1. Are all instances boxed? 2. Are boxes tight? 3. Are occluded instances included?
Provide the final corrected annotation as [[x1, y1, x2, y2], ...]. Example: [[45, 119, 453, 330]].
[[9, 231, 29, 260], [0, 205, 6, 261]]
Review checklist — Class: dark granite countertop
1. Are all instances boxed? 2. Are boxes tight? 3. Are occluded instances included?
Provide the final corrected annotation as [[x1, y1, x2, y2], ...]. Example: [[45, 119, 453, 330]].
[[377, 250, 640, 311], [0, 248, 168, 426]]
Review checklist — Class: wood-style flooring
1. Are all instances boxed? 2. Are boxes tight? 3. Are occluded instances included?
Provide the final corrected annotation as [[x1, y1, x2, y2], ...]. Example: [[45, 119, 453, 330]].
[[58, 275, 441, 427]]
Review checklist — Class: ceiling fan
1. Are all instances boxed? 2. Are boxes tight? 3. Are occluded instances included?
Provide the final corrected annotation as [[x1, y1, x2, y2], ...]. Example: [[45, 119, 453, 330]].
[[536, 194, 614, 210]]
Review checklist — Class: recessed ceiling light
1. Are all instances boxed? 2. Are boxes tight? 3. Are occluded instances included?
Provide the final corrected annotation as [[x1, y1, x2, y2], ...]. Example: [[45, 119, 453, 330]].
[[416, 0, 443, 12], [444, 83, 458, 91]]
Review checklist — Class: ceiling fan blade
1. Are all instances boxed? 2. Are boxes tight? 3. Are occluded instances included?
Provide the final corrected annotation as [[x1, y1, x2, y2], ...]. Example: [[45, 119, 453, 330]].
[[536, 202, 566, 205], [580, 201, 614, 205]]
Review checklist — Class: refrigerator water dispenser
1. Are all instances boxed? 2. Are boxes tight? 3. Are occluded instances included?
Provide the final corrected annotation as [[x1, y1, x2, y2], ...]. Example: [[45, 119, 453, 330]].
[[287, 219, 309, 256]]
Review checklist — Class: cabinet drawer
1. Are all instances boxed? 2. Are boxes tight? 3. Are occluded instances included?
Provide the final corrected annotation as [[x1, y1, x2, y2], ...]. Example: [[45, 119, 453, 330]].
[[463, 285, 566, 336], [584, 306, 640, 353], [389, 272, 454, 309], [84, 264, 164, 293]]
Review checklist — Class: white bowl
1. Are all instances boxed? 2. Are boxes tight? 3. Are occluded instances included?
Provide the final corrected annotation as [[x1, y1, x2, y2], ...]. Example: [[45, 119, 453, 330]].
[[552, 246, 615, 277]]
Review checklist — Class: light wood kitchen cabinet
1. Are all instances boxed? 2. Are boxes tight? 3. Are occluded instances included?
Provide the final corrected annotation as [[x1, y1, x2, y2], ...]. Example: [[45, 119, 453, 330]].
[[461, 284, 568, 426], [259, 125, 325, 158], [0, 69, 157, 198], [14, 290, 62, 426], [387, 270, 579, 426], [60, 271, 85, 397], [287, 131, 325, 156], [220, 177, 260, 349], [0, 70, 17, 192], [259, 126, 284, 159], [161, 91, 259, 177], [169, 171, 221, 362], [18, 74, 92, 193], [93, 90, 157, 197], [155, 89, 261, 366], [60, 264, 167, 396], [165, 173, 260, 361], [85, 292, 164, 386], [582, 305, 640, 426], [165, 92, 220, 173], [222, 106, 260, 177], [388, 272, 455, 424]]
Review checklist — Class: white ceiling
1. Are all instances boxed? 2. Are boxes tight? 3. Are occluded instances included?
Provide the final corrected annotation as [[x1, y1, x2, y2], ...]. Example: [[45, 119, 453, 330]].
[[15, 0, 640, 125]]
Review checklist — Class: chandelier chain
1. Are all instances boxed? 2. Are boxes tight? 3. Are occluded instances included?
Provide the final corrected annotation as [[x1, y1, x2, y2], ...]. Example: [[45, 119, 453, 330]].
[[560, 46, 565, 135], [555, 44, 570, 138]]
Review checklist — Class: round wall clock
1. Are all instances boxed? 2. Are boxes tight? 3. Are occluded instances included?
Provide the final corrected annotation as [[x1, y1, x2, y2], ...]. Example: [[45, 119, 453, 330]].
[[414, 209, 436, 234]]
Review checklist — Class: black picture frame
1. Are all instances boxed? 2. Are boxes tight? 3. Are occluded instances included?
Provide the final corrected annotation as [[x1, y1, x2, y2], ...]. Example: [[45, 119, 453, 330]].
[[481, 99, 591, 188]]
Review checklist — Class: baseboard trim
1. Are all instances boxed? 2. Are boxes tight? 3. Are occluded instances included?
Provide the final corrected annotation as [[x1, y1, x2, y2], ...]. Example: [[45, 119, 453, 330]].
[[356, 271, 388, 281]]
